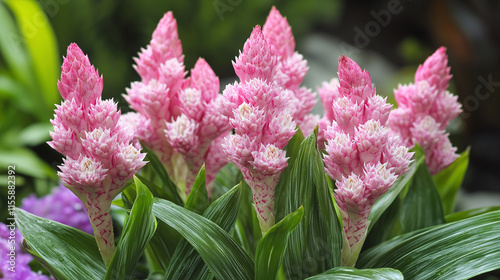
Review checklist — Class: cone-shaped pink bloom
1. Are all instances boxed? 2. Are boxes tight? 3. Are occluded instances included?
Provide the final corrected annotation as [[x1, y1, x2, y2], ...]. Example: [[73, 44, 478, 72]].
[[49, 43, 146, 267], [388, 47, 462, 174], [323, 56, 412, 266], [123, 12, 230, 196], [262, 7, 318, 136], [219, 26, 296, 233]]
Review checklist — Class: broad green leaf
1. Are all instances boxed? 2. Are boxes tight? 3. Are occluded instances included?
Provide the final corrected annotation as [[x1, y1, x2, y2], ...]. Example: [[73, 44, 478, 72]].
[[141, 145, 184, 206], [368, 155, 423, 232], [255, 206, 304, 280], [153, 195, 254, 280], [0, 148, 57, 179], [212, 162, 242, 199], [358, 210, 500, 280], [5, 0, 60, 111], [184, 164, 209, 215], [16, 209, 106, 280], [0, 4, 33, 92], [283, 127, 342, 279], [445, 206, 500, 223], [165, 182, 242, 280], [105, 177, 157, 280], [364, 197, 401, 249], [306, 267, 403, 280], [433, 148, 470, 215], [399, 147, 444, 233], [274, 128, 304, 222], [233, 180, 262, 259], [18, 122, 52, 146]]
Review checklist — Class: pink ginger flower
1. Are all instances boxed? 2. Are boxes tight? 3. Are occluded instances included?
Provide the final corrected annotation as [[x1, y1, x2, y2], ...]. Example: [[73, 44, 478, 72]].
[[388, 47, 462, 174], [262, 6, 318, 136], [219, 26, 296, 234], [122, 12, 230, 196], [49, 43, 146, 267], [323, 56, 413, 266]]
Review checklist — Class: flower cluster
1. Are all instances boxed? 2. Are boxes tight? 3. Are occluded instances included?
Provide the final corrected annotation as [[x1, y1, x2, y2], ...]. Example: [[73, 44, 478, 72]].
[[262, 6, 319, 135], [21, 184, 93, 234], [48, 43, 146, 266], [218, 25, 296, 233], [122, 12, 230, 195], [322, 56, 413, 266], [1, 223, 53, 280], [388, 47, 462, 174], [261, 7, 318, 136]]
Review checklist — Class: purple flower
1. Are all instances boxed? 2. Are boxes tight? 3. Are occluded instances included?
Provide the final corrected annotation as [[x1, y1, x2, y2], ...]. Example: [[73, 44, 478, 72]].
[[21, 184, 93, 234], [1, 223, 52, 280]]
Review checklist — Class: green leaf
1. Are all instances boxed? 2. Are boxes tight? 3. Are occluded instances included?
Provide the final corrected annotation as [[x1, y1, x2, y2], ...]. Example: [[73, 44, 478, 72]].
[[445, 206, 500, 223], [212, 162, 242, 199], [0, 4, 33, 91], [152, 193, 254, 280], [433, 147, 470, 215], [16, 209, 106, 280], [0, 148, 57, 179], [305, 267, 403, 280], [233, 180, 262, 259], [141, 144, 184, 206], [283, 127, 342, 279], [255, 206, 304, 280], [368, 155, 423, 232], [399, 146, 444, 233], [165, 182, 242, 279], [4, 0, 60, 110], [184, 164, 209, 215], [105, 177, 157, 280], [274, 128, 304, 222], [18, 122, 52, 146], [358, 210, 500, 280]]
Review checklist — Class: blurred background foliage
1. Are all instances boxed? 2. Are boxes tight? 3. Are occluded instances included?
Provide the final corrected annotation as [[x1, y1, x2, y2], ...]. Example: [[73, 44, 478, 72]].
[[1, 0, 499, 218]]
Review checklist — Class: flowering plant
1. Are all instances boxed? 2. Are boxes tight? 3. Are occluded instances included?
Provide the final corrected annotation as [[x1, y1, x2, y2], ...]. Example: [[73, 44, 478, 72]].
[[12, 7, 500, 280]]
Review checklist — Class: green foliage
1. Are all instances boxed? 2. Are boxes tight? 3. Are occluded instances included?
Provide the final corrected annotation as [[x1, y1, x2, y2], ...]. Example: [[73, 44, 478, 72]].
[[255, 206, 303, 280], [152, 191, 255, 280], [16, 209, 106, 280], [306, 267, 404, 280], [281, 128, 342, 278], [434, 148, 470, 215], [0, 0, 59, 194], [358, 210, 500, 280], [105, 177, 157, 279]]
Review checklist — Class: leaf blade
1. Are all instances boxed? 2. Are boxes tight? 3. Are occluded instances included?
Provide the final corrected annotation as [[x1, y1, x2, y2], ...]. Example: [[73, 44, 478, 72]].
[[16, 209, 106, 280], [358, 210, 500, 280], [152, 190, 254, 280], [255, 206, 304, 280]]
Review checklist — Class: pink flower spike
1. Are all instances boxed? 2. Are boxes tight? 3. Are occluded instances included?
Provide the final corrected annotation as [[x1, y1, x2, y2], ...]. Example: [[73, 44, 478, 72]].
[[230, 103, 266, 138], [58, 156, 108, 189], [262, 6, 295, 60], [190, 58, 220, 103], [165, 114, 200, 156], [338, 55, 375, 104], [355, 120, 389, 164], [58, 43, 103, 106], [178, 88, 205, 121], [251, 143, 288, 176], [51, 43, 147, 267], [331, 97, 364, 135], [365, 95, 392, 126], [233, 26, 277, 82], [134, 12, 183, 82], [426, 133, 459, 175], [415, 46, 452, 93], [430, 90, 462, 129], [318, 78, 341, 121]]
